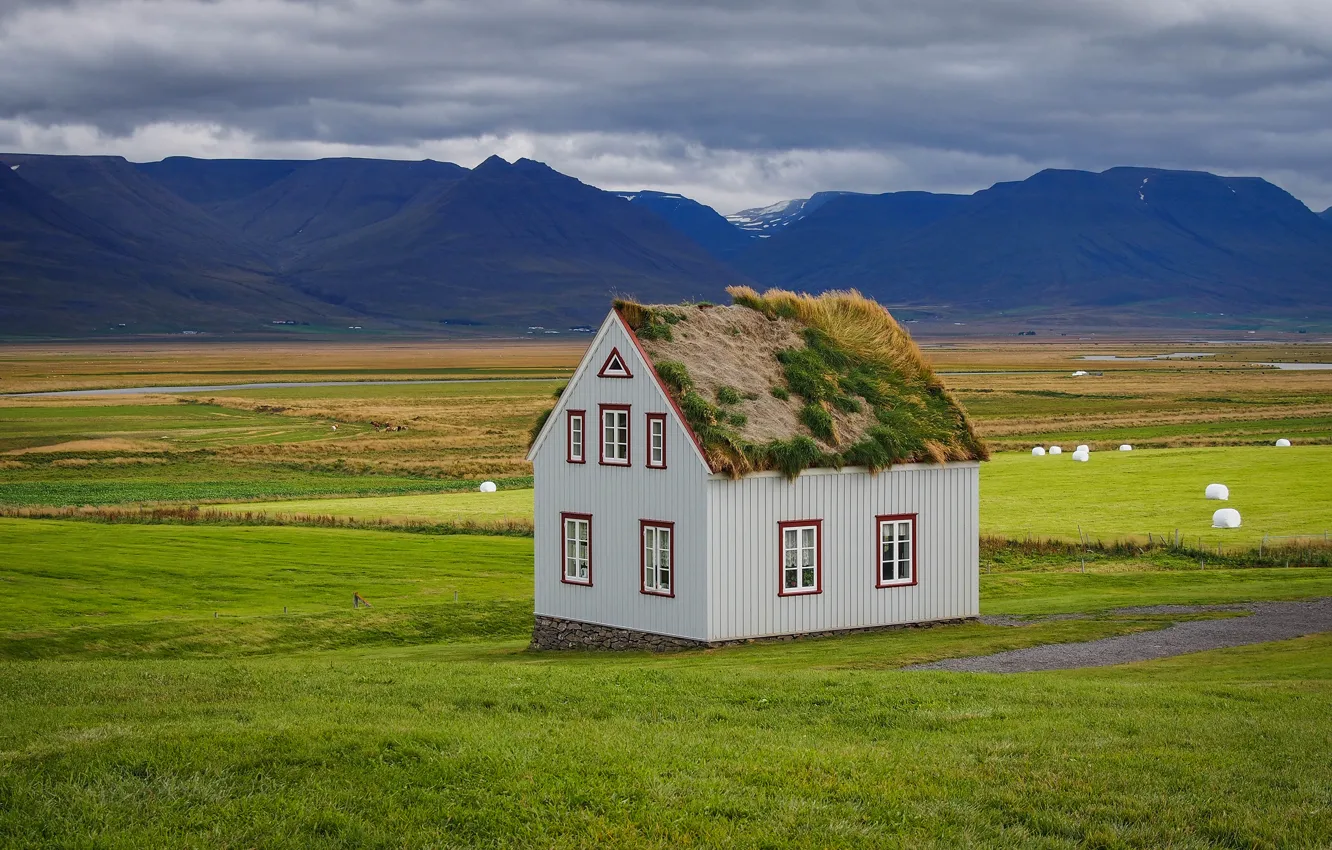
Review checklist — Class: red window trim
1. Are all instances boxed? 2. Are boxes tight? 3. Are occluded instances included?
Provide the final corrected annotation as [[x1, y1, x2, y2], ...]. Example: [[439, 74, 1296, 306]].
[[598, 403, 631, 466], [777, 519, 823, 597], [639, 519, 676, 598], [597, 347, 633, 378], [560, 512, 593, 586], [645, 413, 667, 469], [875, 513, 919, 589], [566, 409, 586, 464]]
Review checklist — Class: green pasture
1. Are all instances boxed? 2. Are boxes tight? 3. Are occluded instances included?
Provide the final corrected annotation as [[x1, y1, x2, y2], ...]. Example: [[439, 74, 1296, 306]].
[[0, 400, 356, 454], [241, 488, 534, 522], [223, 445, 1332, 548], [982, 445, 1332, 546], [3, 517, 1332, 846], [0, 460, 527, 507], [1006, 414, 1332, 445]]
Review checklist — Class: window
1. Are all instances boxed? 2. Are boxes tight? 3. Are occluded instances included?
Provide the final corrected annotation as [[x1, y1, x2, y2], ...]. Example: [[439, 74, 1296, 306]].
[[641, 521, 674, 596], [599, 404, 630, 465], [598, 348, 632, 378], [566, 410, 585, 463], [561, 513, 591, 585], [646, 413, 666, 468], [877, 514, 917, 587], [778, 520, 822, 595]]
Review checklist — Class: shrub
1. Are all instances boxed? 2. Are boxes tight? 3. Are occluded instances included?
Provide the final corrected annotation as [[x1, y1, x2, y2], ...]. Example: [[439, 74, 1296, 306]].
[[727, 412, 748, 428], [770, 385, 790, 401]]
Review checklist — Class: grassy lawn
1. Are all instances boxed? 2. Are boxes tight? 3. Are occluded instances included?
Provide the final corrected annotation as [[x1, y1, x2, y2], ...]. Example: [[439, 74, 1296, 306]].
[[241, 488, 535, 523], [982, 445, 1332, 546], [1, 517, 1330, 846]]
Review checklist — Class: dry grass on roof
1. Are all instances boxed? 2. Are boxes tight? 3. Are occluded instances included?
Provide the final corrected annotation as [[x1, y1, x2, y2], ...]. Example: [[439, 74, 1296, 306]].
[[612, 291, 988, 478]]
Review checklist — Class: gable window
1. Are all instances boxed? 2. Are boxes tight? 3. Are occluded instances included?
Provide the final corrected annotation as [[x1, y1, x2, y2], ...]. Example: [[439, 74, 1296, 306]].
[[600, 404, 630, 465], [778, 520, 822, 596], [641, 520, 674, 596], [646, 413, 666, 469], [566, 410, 586, 463], [561, 512, 591, 585], [598, 348, 632, 378], [877, 514, 917, 587]]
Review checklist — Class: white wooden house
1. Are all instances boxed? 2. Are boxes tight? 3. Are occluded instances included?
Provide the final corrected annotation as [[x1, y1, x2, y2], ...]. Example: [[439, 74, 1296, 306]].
[[525, 290, 986, 649]]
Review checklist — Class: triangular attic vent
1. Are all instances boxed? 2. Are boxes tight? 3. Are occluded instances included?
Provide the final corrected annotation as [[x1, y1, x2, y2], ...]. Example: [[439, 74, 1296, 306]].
[[598, 348, 632, 378]]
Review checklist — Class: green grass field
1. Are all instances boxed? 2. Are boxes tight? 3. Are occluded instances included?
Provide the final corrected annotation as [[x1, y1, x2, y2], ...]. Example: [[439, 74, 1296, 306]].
[[2, 514, 1331, 847], [983, 445, 1332, 546], [241, 488, 535, 523]]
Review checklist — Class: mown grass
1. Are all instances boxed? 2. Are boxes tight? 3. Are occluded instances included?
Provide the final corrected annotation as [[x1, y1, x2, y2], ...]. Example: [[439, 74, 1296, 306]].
[[2, 628, 1330, 847], [2, 516, 1331, 846], [239, 489, 534, 523], [982, 445, 1332, 546]]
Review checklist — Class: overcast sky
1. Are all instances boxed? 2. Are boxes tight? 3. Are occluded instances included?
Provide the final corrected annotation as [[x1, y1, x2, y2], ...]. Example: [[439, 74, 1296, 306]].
[[2, 0, 1330, 213]]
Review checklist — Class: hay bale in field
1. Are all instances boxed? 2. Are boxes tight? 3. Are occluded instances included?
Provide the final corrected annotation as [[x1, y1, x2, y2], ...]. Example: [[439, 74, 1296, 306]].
[[1072, 449, 1089, 462], [1212, 508, 1241, 528], [1275, 438, 1292, 447], [1049, 446, 1062, 455], [479, 480, 498, 493], [1119, 444, 1132, 451], [1076, 444, 1090, 453], [1072, 370, 1089, 376], [1031, 446, 1046, 456], [1205, 483, 1229, 500]]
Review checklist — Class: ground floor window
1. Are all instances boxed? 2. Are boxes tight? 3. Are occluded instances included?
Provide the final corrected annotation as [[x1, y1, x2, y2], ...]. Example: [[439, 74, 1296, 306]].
[[778, 520, 821, 595], [641, 521, 673, 596], [877, 514, 917, 587], [562, 513, 591, 585]]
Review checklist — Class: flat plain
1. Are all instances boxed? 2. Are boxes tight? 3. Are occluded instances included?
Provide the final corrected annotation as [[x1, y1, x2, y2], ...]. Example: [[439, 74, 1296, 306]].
[[2, 334, 1331, 847]]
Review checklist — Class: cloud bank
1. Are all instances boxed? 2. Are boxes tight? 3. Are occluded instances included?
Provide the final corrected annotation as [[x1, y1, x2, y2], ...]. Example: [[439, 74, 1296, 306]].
[[2, 0, 1330, 212]]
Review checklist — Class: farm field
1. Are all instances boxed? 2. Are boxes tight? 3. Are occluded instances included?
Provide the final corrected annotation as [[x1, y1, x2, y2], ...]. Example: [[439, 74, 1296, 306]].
[[3, 336, 1332, 846], [3, 517, 1332, 846]]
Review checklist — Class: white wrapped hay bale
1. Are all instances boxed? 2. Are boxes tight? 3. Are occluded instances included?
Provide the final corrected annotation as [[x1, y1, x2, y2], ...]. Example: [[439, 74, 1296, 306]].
[[1076, 444, 1090, 453], [1072, 449, 1090, 462], [1031, 446, 1046, 456], [1205, 483, 1230, 501], [479, 480, 498, 493], [1072, 370, 1089, 376], [1212, 508, 1241, 528], [1049, 446, 1063, 455], [1275, 438, 1291, 447], [1119, 444, 1132, 451]]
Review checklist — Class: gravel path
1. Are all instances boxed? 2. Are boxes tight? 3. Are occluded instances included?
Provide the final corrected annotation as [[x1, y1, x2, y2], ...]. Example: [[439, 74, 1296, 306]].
[[911, 598, 1332, 673]]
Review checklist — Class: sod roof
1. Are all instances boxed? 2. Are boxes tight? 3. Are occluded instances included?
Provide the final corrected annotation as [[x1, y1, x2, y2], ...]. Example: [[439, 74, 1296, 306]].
[[615, 287, 988, 478]]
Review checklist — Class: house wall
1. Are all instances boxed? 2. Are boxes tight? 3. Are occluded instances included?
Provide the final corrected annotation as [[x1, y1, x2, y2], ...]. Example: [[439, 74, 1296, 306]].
[[532, 314, 711, 642], [706, 462, 979, 642]]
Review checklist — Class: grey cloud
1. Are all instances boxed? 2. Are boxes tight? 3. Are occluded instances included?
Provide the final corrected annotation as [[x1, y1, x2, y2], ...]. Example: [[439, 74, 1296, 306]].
[[1, 0, 1331, 209]]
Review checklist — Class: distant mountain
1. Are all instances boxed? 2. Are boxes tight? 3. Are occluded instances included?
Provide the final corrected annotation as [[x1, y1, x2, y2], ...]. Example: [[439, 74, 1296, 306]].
[[612, 190, 753, 258], [283, 156, 745, 326], [206, 158, 468, 248], [738, 167, 1332, 316], [725, 192, 862, 237], [0, 159, 338, 332], [1321, 206, 1332, 224], [136, 157, 307, 206]]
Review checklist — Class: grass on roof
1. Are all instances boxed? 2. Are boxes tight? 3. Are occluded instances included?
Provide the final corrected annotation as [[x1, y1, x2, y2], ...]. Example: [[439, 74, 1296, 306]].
[[617, 288, 989, 478]]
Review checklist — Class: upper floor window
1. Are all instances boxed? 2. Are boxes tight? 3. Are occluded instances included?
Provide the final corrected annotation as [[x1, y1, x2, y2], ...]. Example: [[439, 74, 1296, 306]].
[[566, 410, 585, 463], [641, 521, 673, 596], [877, 514, 917, 587], [562, 513, 591, 585], [646, 413, 666, 468], [778, 520, 822, 595], [598, 348, 632, 378], [600, 404, 630, 465]]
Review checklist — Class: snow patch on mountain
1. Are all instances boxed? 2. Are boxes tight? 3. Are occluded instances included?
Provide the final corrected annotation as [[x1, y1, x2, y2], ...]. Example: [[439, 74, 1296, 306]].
[[726, 191, 863, 235]]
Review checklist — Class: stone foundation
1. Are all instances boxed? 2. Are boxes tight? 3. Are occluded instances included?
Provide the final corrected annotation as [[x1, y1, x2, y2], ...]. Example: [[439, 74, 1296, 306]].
[[531, 615, 707, 651], [531, 614, 976, 651]]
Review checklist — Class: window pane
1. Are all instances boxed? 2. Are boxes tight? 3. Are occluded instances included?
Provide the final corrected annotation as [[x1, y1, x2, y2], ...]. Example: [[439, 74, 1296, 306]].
[[785, 568, 797, 588], [802, 566, 815, 588], [801, 528, 814, 549]]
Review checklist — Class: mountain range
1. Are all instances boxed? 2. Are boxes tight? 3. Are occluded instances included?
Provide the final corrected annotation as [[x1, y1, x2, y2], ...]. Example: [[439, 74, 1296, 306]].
[[2, 152, 1331, 335]]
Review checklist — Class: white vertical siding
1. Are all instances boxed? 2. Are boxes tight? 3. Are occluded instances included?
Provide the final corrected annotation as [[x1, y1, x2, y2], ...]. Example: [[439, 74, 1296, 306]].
[[533, 314, 711, 641], [706, 462, 980, 642]]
